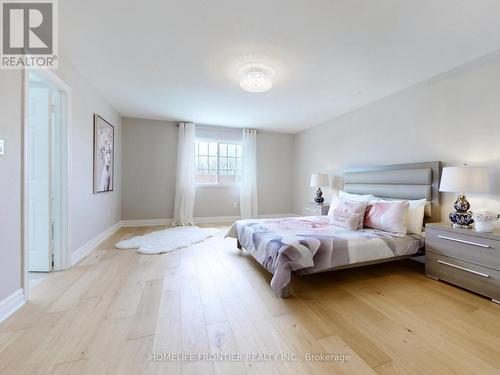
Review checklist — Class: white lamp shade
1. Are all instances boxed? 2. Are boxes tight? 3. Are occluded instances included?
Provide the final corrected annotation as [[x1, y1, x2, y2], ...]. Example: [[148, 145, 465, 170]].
[[310, 173, 329, 188], [439, 167, 489, 193]]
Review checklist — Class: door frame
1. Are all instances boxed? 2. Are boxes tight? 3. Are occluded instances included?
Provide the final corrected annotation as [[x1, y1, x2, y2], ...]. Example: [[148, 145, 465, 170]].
[[22, 69, 71, 301]]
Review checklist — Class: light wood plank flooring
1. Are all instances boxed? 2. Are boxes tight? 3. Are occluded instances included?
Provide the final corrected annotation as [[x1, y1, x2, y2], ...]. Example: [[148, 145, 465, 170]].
[[1, 224, 500, 374]]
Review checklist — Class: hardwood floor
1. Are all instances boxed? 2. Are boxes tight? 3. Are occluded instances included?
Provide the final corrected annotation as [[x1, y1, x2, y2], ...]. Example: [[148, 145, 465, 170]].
[[1, 224, 500, 374]]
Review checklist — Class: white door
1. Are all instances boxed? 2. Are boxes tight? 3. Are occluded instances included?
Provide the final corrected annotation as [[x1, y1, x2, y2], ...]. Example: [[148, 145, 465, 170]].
[[28, 86, 52, 272], [50, 90, 62, 266]]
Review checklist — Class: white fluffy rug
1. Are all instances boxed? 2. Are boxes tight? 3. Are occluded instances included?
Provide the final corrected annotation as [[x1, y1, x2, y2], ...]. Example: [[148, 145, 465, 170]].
[[115, 226, 219, 254]]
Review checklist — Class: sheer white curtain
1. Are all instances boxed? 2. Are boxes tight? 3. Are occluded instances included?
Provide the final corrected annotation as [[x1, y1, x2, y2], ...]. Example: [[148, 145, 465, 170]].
[[240, 129, 258, 219], [172, 122, 196, 226]]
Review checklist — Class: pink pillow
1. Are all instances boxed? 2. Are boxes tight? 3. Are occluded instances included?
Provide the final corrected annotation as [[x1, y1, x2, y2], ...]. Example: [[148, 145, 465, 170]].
[[328, 197, 369, 229], [364, 201, 409, 236]]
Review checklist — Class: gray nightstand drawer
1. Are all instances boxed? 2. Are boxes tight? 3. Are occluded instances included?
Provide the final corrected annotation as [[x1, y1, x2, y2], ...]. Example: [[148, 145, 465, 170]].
[[304, 206, 322, 213], [426, 252, 500, 300], [426, 227, 500, 270], [304, 203, 329, 216]]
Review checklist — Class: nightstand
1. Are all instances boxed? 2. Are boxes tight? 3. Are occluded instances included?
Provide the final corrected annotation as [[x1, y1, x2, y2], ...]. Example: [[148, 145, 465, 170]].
[[425, 222, 500, 304], [304, 202, 329, 216]]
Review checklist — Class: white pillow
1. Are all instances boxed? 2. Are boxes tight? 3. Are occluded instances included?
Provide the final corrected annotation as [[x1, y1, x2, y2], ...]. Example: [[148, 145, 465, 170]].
[[338, 191, 375, 202], [371, 197, 426, 234]]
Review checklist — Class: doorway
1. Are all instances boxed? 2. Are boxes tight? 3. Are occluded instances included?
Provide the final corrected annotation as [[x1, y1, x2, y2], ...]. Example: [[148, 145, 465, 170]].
[[23, 70, 70, 298]]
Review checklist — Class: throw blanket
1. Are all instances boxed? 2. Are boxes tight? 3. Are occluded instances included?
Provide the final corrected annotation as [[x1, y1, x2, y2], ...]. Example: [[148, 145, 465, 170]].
[[226, 216, 423, 296]]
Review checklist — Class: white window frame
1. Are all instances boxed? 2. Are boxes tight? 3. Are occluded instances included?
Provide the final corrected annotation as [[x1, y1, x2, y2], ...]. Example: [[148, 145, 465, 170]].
[[195, 138, 242, 187]]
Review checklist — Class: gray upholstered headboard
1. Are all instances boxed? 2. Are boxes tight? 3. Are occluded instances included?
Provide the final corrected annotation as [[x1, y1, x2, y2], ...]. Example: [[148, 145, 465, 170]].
[[343, 161, 442, 223]]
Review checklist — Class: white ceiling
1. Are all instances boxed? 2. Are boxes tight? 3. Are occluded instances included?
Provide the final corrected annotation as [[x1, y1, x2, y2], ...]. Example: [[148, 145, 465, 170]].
[[61, 0, 500, 133]]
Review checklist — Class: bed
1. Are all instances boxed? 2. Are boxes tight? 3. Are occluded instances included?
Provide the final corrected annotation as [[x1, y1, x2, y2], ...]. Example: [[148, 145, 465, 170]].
[[227, 161, 442, 297]]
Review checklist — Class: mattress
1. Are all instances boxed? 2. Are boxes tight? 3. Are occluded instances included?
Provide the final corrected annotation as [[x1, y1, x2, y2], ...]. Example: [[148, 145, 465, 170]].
[[226, 216, 424, 296]]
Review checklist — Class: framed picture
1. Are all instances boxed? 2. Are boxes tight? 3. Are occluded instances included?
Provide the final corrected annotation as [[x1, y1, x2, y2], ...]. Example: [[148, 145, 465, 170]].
[[93, 114, 114, 193]]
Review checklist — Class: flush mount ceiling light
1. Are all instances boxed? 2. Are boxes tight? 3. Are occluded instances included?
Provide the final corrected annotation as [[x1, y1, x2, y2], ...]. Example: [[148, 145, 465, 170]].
[[238, 63, 275, 93]]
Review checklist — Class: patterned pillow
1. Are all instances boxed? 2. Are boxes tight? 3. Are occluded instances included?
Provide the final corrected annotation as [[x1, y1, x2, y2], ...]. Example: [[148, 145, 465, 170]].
[[329, 196, 369, 228], [328, 208, 365, 230], [328, 197, 369, 229], [364, 201, 409, 236]]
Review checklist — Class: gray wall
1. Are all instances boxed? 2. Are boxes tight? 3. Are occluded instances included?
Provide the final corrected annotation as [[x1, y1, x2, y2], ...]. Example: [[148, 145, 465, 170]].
[[293, 51, 500, 220], [56, 59, 122, 253], [121, 118, 178, 220], [0, 57, 122, 302], [256, 131, 295, 215], [0, 70, 23, 301], [122, 118, 295, 220]]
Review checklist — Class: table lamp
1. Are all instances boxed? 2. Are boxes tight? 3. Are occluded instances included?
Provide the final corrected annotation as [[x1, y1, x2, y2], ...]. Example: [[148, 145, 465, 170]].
[[310, 173, 329, 204], [439, 166, 489, 228]]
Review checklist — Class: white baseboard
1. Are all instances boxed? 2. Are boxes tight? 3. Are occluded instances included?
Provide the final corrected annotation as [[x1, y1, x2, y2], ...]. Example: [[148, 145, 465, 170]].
[[120, 219, 172, 227], [121, 213, 298, 227], [194, 216, 240, 224], [121, 216, 239, 226], [0, 289, 25, 324], [71, 221, 123, 266]]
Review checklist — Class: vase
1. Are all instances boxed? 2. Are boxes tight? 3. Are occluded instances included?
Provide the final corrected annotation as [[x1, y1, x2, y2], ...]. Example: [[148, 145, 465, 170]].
[[475, 220, 494, 233]]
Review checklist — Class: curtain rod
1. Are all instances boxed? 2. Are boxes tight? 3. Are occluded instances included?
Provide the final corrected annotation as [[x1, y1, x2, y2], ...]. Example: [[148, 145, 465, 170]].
[[176, 123, 258, 132]]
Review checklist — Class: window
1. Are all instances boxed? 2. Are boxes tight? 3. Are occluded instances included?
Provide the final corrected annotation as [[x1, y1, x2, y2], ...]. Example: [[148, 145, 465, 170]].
[[195, 140, 242, 185]]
